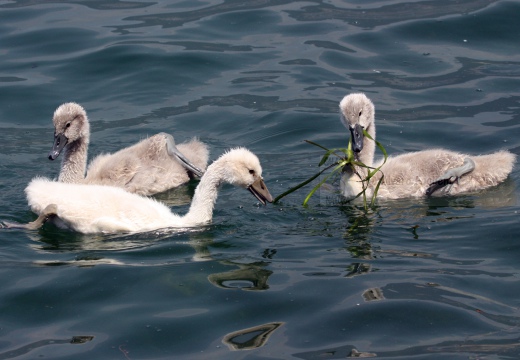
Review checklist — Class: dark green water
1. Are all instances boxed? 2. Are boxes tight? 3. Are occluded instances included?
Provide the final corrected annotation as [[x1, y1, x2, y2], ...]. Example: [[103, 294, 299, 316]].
[[1, 1, 520, 359]]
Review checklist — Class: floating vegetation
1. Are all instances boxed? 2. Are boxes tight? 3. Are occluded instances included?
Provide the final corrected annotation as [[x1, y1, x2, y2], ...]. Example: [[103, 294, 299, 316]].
[[273, 129, 388, 210]]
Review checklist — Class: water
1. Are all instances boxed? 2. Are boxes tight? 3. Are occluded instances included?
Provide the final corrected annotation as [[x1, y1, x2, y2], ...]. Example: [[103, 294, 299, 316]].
[[1, 0, 520, 358]]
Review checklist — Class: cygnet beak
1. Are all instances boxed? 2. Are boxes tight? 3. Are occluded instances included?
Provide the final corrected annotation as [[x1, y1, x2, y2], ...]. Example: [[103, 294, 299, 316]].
[[48, 133, 69, 160], [349, 124, 364, 153], [248, 178, 273, 205]]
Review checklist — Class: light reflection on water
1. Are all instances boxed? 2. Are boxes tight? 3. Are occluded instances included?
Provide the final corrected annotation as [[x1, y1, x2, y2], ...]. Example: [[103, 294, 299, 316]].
[[0, 0, 519, 359]]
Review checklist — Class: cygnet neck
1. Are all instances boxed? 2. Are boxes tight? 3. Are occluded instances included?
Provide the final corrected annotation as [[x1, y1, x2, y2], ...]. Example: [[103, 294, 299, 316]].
[[355, 121, 376, 174], [58, 133, 90, 183]]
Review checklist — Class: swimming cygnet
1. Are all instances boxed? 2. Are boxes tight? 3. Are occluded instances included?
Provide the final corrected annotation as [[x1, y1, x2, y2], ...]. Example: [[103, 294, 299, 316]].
[[339, 93, 516, 200], [49, 102, 209, 196]]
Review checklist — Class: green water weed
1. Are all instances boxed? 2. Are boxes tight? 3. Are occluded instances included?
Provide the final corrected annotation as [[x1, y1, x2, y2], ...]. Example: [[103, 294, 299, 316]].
[[273, 129, 388, 210]]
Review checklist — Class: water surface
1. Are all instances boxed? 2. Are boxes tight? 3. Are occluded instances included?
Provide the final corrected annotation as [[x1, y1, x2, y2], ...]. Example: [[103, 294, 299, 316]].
[[1, 0, 520, 359]]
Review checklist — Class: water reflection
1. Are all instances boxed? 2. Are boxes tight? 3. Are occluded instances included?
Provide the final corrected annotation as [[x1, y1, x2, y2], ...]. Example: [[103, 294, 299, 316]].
[[26, 224, 215, 268], [0, 0, 518, 358], [67, 93, 520, 136], [363, 282, 520, 328], [351, 58, 520, 91], [373, 96, 520, 123], [294, 336, 520, 359], [371, 181, 517, 240], [112, 0, 296, 32], [362, 287, 384, 302], [28, 226, 208, 252], [342, 209, 376, 240], [59, 0, 498, 34], [222, 322, 284, 351], [26, 225, 278, 293], [0, 1, 152, 10], [315, 179, 519, 281], [287, 0, 496, 28], [344, 262, 371, 278], [0, 335, 94, 360], [33, 257, 125, 267], [208, 261, 273, 291]]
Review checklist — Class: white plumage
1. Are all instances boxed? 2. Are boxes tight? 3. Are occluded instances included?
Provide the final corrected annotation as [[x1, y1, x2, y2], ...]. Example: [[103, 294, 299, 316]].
[[339, 93, 516, 200], [24, 148, 272, 234]]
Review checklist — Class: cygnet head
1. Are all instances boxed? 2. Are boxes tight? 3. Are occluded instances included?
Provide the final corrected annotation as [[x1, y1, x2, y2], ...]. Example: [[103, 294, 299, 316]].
[[215, 148, 273, 205], [49, 102, 90, 160], [339, 93, 375, 153]]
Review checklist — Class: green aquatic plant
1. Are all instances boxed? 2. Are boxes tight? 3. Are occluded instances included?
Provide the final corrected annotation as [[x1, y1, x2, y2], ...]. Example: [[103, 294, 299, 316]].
[[273, 129, 388, 210]]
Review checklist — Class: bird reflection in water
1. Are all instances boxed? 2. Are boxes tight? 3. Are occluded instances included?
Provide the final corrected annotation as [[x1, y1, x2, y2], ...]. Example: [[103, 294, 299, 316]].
[[222, 322, 284, 351], [208, 261, 273, 291]]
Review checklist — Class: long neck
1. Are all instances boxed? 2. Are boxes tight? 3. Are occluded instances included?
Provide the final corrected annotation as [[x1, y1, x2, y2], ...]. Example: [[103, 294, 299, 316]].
[[181, 160, 225, 226], [58, 135, 89, 183], [345, 119, 377, 188], [342, 121, 379, 198], [355, 120, 376, 174], [359, 121, 376, 166]]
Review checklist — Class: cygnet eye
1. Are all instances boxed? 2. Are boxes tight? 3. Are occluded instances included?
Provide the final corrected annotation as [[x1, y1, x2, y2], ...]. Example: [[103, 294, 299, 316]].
[[65, 122, 71, 128], [249, 169, 255, 175], [359, 110, 363, 116]]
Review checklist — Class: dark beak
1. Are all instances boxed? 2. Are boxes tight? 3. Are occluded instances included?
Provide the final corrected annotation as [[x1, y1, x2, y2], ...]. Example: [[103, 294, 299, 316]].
[[349, 124, 364, 153], [48, 133, 69, 160], [248, 178, 273, 205]]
